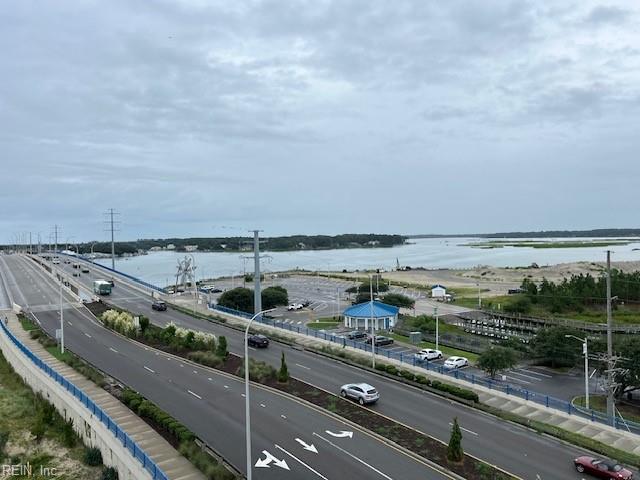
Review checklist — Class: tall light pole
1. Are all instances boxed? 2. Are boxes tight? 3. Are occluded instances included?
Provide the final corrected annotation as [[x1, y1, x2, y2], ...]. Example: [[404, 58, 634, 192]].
[[434, 306, 439, 351], [250, 230, 263, 315], [370, 276, 375, 369], [59, 276, 65, 354], [605, 250, 615, 424], [565, 334, 588, 409], [244, 308, 276, 480]]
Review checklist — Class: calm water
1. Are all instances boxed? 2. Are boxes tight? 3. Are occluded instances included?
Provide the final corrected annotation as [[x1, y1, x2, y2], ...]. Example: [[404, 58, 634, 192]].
[[95, 237, 640, 287]]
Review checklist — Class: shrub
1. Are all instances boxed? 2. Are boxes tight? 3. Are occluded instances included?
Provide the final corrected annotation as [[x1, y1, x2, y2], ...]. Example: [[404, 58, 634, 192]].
[[237, 359, 277, 382], [61, 419, 77, 448], [0, 430, 8, 460], [101, 466, 119, 480], [83, 447, 103, 466], [100, 310, 138, 336], [447, 417, 464, 462], [138, 316, 150, 334], [430, 380, 479, 403], [375, 363, 387, 372], [399, 370, 416, 381], [415, 375, 430, 385], [385, 365, 398, 375], [187, 351, 222, 368], [215, 336, 228, 359], [278, 351, 290, 383]]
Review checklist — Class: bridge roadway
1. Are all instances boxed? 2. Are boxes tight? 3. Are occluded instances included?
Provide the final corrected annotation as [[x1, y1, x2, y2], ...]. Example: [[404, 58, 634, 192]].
[[9, 254, 602, 479], [1, 253, 460, 480]]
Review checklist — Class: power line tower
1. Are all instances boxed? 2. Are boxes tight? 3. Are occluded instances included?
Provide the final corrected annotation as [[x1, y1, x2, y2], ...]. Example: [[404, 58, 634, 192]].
[[104, 209, 120, 270], [605, 250, 615, 424], [239, 230, 271, 315], [52, 224, 60, 254]]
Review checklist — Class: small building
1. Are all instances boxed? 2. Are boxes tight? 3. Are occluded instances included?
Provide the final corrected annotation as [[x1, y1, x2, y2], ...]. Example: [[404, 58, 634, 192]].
[[166, 244, 176, 250], [431, 284, 447, 298], [343, 301, 399, 331], [184, 245, 198, 252]]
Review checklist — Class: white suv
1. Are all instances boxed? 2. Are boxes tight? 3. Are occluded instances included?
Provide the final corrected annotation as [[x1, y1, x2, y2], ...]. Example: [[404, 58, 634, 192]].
[[340, 383, 380, 405], [287, 303, 303, 311], [414, 348, 443, 362], [443, 356, 469, 369]]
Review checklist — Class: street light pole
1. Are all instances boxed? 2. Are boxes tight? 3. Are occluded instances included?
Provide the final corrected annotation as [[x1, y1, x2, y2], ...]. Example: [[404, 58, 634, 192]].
[[565, 334, 588, 409], [244, 308, 276, 480], [370, 277, 375, 369], [434, 306, 439, 351], [59, 276, 64, 354]]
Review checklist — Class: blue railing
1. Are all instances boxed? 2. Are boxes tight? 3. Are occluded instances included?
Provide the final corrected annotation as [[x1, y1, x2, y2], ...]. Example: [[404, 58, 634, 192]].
[[59, 253, 165, 293], [210, 305, 640, 435], [0, 321, 170, 480]]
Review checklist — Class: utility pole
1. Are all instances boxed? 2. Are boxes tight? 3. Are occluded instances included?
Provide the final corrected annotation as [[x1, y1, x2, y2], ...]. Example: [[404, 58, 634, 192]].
[[105, 208, 120, 270], [59, 276, 64, 354], [53, 224, 59, 255], [370, 277, 375, 369], [606, 250, 615, 423]]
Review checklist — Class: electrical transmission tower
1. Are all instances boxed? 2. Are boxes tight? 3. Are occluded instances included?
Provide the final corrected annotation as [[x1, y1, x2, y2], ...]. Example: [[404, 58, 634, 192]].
[[103, 209, 120, 270]]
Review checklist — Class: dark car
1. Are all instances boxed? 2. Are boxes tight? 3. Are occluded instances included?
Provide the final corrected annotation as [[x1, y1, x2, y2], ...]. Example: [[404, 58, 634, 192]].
[[210, 288, 223, 293], [345, 330, 368, 340], [247, 334, 269, 348], [151, 300, 167, 311], [368, 335, 394, 346], [574, 456, 633, 479]]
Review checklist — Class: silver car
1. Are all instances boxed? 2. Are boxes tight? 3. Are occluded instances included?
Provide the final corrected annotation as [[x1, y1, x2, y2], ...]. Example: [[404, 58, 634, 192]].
[[340, 383, 380, 405]]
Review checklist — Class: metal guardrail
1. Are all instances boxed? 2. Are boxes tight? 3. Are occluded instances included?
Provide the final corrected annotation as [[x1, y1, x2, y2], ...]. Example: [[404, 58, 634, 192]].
[[0, 320, 170, 480], [210, 304, 640, 435]]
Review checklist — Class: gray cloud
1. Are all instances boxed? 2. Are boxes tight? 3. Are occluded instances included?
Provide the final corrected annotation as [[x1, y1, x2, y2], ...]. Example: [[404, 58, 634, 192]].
[[1, 0, 639, 241]]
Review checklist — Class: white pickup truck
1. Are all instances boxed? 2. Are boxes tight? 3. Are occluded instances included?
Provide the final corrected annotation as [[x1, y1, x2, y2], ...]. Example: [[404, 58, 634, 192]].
[[287, 303, 304, 311]]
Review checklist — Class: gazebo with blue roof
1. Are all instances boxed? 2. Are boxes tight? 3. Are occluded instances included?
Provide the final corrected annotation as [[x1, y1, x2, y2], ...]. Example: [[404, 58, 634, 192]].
[[342, 301, 400, 331]]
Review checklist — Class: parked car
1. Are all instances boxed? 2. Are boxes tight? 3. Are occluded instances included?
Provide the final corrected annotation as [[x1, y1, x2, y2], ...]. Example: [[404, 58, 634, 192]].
[[340, 383, 380, 405], [415, 348, 443, 362], [443, 356, 469, 369], [108, 279, 115, 287], [367, 335, 394, 346], [574, 456, 633, 479], [247, 334, 269, 348], [81, 267, 90, 273], [345, 330, 368, 340], [287, 303, 303, 311], [210, 288, 223, 293], [151, 300, 167, 311], [72, 272, 80, 277]]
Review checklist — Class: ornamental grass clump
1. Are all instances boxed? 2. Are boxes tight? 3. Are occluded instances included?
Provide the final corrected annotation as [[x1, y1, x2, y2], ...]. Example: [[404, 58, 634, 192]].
[[101, 309, 138, 337]]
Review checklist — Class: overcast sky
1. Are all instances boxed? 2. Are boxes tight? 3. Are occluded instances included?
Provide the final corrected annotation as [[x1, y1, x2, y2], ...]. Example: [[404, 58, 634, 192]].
[[2, 1, 639, 243]]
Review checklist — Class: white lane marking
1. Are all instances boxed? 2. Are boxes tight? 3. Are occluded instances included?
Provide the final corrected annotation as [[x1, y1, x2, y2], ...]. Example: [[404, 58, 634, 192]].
[[313, 432, 392, 479], [207, 377, 212, 381], [188, 390, 202, 400], [295, 438, 318, 453], [180, 364, 184, 368], [256, 450, 290, 470], [67, 321, 72, 326], [144, 366, 156, 374], [505, 376, 531, 385], [84, 333, 92, 338], [109, 347, 118, 353], [241, 393, 246, 398], [590, 369, 597, 379], [508, 371, 542, 381], [518, 368, 552, 378], [224, 385, 229, 389], [193, 370, 198, 374], [260, 403, 266, 408], [325, 430, 353, 438], [281, 415, 287, 419], [295, 363, 311, 370], [274, 445, 325, 479], [449, 422, 479, 436], [144, 347, 149, 350]]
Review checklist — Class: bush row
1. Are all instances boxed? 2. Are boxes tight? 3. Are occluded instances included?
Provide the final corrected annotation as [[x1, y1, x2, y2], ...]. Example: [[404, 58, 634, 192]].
[[120, 388, 235, 480], [374, 363, 479, 402]]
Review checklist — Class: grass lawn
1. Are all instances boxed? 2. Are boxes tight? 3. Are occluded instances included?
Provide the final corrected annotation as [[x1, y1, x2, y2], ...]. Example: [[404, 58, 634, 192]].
[[574, 395, 640, 424], [19, 315, 40, 331], [388, 333, 480, 364], [307, 321, 340, 330]]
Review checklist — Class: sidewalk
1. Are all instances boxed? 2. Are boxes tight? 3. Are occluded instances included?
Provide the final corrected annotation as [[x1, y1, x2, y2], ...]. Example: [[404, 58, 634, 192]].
[[3, 311, 205, 480], [169, 296, 640, 456]]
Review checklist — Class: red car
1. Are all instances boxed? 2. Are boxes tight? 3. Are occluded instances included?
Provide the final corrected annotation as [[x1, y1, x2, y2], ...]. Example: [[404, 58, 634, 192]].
[[574, 456, 633, 479]]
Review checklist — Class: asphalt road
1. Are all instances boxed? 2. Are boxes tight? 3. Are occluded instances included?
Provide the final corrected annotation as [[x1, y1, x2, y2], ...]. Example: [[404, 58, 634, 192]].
[[2, 254, 456, 480], [40, 254, 605, 480]]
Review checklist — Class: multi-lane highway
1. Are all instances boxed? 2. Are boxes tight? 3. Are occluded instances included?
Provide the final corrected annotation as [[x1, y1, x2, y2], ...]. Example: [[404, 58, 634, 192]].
[[1, 253, 618, 479], [0, 254, 460, 480]]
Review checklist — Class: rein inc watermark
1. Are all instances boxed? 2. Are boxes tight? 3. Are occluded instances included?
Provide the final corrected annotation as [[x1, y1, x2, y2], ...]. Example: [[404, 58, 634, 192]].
[[2, 462, 59, 477]]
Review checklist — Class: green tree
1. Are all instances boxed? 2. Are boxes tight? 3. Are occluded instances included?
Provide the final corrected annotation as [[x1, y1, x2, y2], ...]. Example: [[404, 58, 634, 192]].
[[278, 351, 289, 383], [217, 287, 254, 313], [138, 316, 149, 334], [503, 296, 531, 314], [447, 417, 463, 462], [477, 347, 518, 378], [531, 327, 582, 368], [216, 336, 228, 359], [613, 336, 640, 398], [380, 293, 415, 309], [261, 286, 289, 309]]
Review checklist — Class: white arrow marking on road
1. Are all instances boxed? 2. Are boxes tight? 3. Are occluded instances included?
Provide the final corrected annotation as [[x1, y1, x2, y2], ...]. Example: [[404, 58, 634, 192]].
[[325, 430, 353, 438], [295, 438, 318, 453], [254, 450, 290, 470]]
